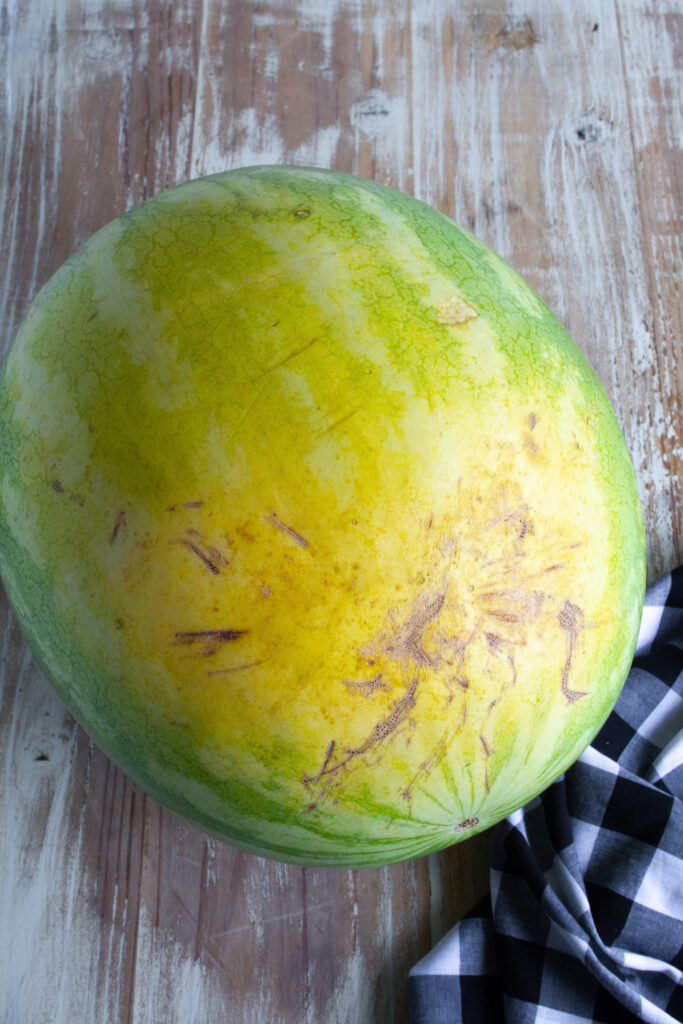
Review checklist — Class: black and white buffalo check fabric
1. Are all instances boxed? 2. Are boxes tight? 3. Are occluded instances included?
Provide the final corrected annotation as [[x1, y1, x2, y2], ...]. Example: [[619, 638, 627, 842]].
[[409, 569, 683, 1024]]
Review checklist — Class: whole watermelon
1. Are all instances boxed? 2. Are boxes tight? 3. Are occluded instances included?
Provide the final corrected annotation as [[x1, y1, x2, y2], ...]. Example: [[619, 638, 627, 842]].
[[0, 167, 645, 867]]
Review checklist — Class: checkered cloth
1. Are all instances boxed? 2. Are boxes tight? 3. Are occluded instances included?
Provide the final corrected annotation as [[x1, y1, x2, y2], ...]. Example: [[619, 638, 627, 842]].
[[409, 569, 683, 1024]]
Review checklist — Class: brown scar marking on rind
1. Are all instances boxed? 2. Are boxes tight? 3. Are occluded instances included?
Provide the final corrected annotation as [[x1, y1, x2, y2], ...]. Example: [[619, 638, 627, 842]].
[[484, 635, 523, 673], [268, 511, 309, 549], [109, 510, 126, 545], [206, 660, 264, 676], [343, 673, 392, 696], [167, 501, 205, 511], [176, 530, 228, 574], [303, 680, 419, 795], [319, 740, 337, 777], [486, 609, 523, 623], [174, 629, 248, 645], [303, 740, 336, 791], [448, 618, 483, 690], [479, 737, 492, 793], [517, 517, 533, 540], [557, 599, 589, 703], [529, 412, 537, 430], [383, 586, 448, 667], [252, 336, 319, 383], [186, 529, 228, 559], [479, 732, 493, 792], [181, 539, 221, 574], [479, 587, 525, 601], [477, 578, 545, 632], [454, 817, 480, 833], [51, 479, 84, 505], [484, 552, 529, 567], [486, 504, 529, 529], [346, 679, 419, 758], [402, 731, 451, 796]]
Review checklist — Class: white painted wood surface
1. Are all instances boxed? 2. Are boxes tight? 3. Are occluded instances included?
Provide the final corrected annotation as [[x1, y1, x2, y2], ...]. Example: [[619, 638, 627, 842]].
[[1, 1, 680, 1022]]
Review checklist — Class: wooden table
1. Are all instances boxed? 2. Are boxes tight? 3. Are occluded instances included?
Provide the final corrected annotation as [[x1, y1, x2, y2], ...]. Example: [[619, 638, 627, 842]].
[[1, 2, 680, 1021]]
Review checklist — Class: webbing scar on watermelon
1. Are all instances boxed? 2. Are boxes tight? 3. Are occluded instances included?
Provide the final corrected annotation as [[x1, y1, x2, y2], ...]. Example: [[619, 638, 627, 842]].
[[0, 167, 645, 867]]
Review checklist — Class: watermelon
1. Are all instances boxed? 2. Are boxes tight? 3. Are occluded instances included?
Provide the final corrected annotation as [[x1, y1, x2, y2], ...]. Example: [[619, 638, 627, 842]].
[[0, 166, 645, 867]]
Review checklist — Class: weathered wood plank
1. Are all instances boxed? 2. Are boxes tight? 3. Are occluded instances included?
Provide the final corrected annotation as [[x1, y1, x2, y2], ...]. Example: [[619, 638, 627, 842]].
[[616, 0, 683, 575], [0, 1, 679, 1022]]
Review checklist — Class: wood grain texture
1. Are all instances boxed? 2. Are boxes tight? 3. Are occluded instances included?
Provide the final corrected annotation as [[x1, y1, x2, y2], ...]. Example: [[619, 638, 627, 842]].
[[0, 1, 680, 1022]]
